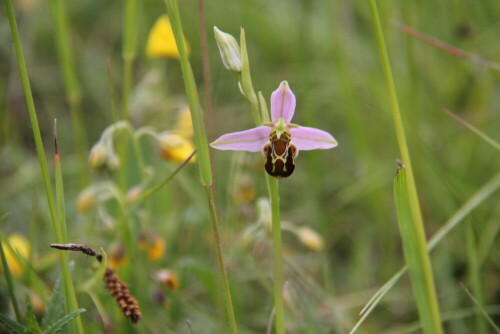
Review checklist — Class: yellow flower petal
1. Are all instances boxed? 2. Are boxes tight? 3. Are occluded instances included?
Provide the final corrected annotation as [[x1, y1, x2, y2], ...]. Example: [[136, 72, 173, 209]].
[[158, 133, 196, 163], [154, 269, 179, 291], [1, 234, 30, 277], [147, 236, 165, 261], [174, 107, 193, 138], [146, 15, 190, 59]]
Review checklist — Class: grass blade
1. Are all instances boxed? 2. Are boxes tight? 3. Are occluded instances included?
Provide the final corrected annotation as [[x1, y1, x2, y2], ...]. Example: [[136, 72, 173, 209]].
[[4, 2, 83, 333], [461, 283, 500, 334], [368, 0, 443, 332], [393, 165, 443, 334], [442, 109, 500, 152]]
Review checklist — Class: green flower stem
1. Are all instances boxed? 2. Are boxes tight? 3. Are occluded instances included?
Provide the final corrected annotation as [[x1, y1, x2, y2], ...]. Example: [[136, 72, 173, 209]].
[[268, 176, 285, 334], [132, 150, 196, 207], [5, 1, 83, 333], [0, 238, 21, 322], [239, 31, 285, 334], [121, 0, 137, 120], [47, 0, 88, 186], [368, 1, 443, 333], [239, 28, 261, 125], [165, 1, 238, 333]]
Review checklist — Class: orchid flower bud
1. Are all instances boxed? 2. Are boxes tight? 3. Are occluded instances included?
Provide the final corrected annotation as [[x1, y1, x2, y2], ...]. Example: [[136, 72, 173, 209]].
[[214, 26, 242, 72]]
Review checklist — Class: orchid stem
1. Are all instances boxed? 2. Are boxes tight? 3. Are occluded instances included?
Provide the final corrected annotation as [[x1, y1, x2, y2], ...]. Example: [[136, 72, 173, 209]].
[[268, 176, 285, 334], [239, 29, 285, 333], [165, 1, 238, 333]]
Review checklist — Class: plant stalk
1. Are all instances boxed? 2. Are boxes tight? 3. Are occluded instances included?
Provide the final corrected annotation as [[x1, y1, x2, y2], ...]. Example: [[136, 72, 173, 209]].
[[5, 1, 83, 333], [368, 1, 443, 333], [47, 0, 88, 186], [165, 1, 238, 333], [268, 176, 285, 334]]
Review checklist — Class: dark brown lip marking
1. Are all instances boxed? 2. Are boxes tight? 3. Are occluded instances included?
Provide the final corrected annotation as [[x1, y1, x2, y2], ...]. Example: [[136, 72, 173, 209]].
[[263, 131, 297, 178]]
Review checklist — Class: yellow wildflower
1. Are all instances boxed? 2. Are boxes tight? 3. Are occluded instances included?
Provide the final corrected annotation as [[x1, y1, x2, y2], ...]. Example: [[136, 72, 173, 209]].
[[1, 234, 30, 277], [139, 232, 165, 261], [146, 15, 190, 59], [174, 107, 193, 138], [158, 133, 196, 163], [154, 269, 179, 291]]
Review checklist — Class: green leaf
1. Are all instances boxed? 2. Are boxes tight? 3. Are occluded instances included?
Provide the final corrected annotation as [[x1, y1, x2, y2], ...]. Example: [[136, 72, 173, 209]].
[[41, 277, 64, 328], [43, 309, 86, 334], [394, 165, 442, 334], [0, 314, 26, 334], [25, 304, 42, 334]]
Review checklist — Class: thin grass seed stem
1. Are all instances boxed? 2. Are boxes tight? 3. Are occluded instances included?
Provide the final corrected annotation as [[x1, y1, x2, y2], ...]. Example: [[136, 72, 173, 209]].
[[48, 0, 88, 186], [5, 2, 84, 333], [368, 1, 443, 333], [132, 150, 197, 207], [442, 109, 500, 152], [165, 1, 238, 333]]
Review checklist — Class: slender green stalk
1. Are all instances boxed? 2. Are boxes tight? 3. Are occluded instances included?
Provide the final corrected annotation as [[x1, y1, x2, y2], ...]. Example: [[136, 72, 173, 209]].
[[239, 29, 261, 125], [239, 31, 285, 334], [461, 283, 500, 334], [121, 0, 137, 120], [442, 109, 500, 152], [268, 177, 284, 334], [132, 150, 196, 206], [0, 238, 21, 322], [54, 123, 84, 334], [197, 0, 214, 138], [368, 1, 443, 333], [165, 1, 238, 333], [465, 222, 487, 334], [4, 2, 83, 333], [47, 0, 88, 186]]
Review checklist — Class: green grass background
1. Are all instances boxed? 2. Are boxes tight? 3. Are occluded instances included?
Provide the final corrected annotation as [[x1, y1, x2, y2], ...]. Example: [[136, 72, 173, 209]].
[[1, 0, 500, 333]]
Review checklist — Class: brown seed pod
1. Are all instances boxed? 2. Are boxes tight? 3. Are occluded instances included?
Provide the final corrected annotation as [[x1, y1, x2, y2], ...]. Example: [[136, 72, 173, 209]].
[[103, 268, 141, 324]]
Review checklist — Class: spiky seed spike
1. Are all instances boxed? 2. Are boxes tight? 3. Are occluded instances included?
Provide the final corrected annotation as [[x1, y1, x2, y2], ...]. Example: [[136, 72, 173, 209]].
[[103, 268, 141, 324]]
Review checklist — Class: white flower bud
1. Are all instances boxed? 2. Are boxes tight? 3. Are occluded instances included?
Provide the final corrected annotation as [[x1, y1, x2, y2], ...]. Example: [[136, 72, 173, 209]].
[[214, 26, 242, 72]]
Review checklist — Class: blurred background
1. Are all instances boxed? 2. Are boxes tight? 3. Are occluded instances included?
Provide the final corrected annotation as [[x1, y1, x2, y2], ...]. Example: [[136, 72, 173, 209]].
[[1, 0, 500, 333]]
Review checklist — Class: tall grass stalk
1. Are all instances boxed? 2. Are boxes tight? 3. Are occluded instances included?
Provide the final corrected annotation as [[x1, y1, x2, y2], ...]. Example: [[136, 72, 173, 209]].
[[164, 1, 238, 333], [368, 1, 443, 333], [47, 0, 89, 186], [5, 1, 84, 333]]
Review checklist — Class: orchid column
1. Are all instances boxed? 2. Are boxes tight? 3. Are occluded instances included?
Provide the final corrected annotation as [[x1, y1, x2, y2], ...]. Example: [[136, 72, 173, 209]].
[[214, 26, 337, 333]]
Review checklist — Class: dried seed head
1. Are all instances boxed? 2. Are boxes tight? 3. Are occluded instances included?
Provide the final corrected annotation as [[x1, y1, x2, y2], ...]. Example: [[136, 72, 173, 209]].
[[104, 268, 141, 324], [50, 243, 98, 257]]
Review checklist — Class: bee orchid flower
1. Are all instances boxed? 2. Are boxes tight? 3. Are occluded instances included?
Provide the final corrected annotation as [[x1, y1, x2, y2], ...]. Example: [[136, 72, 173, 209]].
[[211, 81, 338, 178]]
